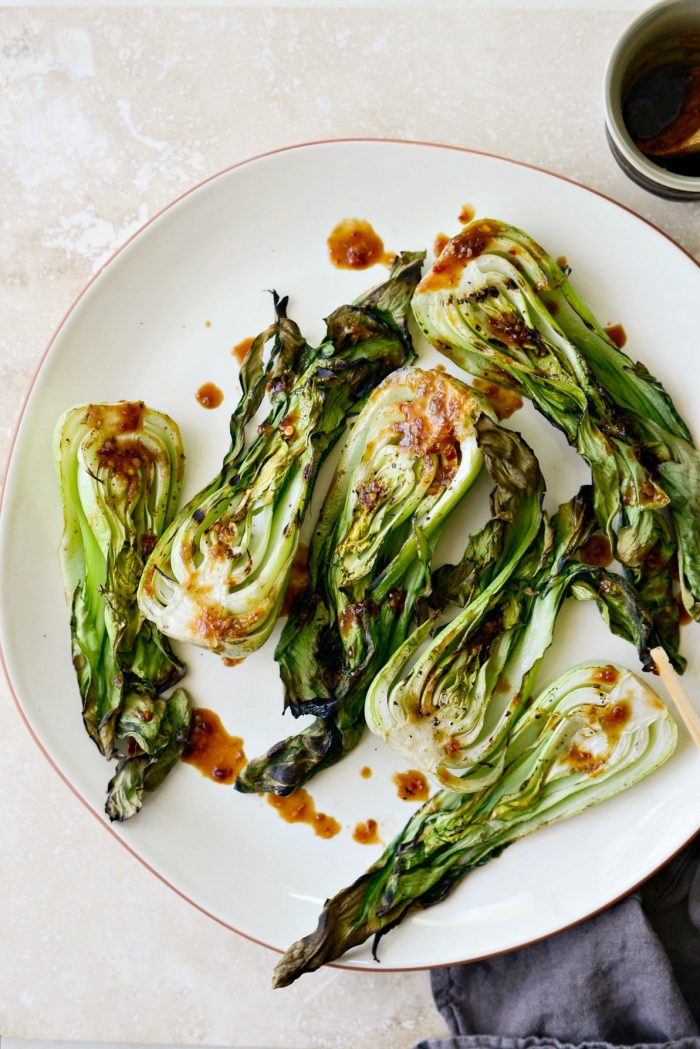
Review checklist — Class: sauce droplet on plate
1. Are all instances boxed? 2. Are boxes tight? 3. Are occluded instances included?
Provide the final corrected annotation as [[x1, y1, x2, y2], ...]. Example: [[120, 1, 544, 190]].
[[183, 708, 246, 784], [196, 382, 224, 409], [393, 769, 429, 801], [205, 320, 212, 328], [268, 788, 340, 838], [232, 336, 255, 364], [353, 818, 380, 845], [433, 233, 450, 257], [604, 323, 627, 349], [222, 656, 244, 667], [327, 218, 394, 270], [359, 765, 372, 779], [458, 203, 475, 224]]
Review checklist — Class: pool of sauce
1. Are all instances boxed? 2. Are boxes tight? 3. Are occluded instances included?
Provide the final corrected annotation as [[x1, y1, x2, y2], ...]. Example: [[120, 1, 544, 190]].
[[471, 378, 523, 421], [393, 769, 430, 801], [604, 323, 628, 349], [281, 543, 309, 616], [359, 765, 373, 779], [267, 788, 340, 838], [579, 534, 613, 568], [183, 708, 246, 784], [352, 819, 380, 845], [196, 382, 224, 409], [232, 336, 255, 364], [458, 203, 475, 224], [327, 218, 394, 270]]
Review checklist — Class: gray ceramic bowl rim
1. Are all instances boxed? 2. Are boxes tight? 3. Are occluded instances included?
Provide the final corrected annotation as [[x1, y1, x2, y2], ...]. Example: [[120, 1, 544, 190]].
[[603, 0, 700, 196]]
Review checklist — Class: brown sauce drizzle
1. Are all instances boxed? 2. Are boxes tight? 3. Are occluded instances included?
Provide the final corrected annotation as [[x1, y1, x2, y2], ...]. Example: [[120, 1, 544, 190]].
[[359, 765, 373, 779], [97, 437, 153, 499], [433, 232, 450, 257], [564, 698, 631, 774], [222, 656, 244, 667], [591, 664, 620, 685], [86, 400, 145, 433], [281, 542, 309, 616], [352, 819, 380, 845], [417, 220, 496, 293], [604, 323, 628, 349], [327, 218, 394, 270], [471, 378, 523, 421], [196, 382, 224, 409], [183, 708, 246, 784], [393, 769, 430, 801], [458, 203, 475, 224], [267, 788, 340, 838], [392, 370, 475, 492], [232, 336, 255, 364], [579, 534, 613, 568]]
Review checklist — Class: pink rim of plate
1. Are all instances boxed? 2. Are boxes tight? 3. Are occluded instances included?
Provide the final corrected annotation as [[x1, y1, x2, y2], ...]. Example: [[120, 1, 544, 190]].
[[1, 137, 698, 974]]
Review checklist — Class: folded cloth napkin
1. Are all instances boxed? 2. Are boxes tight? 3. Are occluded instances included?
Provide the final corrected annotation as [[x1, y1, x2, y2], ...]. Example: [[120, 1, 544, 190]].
[[413, 837, 700, 1049]]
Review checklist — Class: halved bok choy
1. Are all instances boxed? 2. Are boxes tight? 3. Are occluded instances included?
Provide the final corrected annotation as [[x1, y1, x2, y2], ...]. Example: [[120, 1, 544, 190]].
[[138, 253, 424, 661], [54, 401, 192, 820], [412, 219, 697, 669], [366, 486, 655, 792], [274, 661, 676, 986], [237, 367, 486, 795]]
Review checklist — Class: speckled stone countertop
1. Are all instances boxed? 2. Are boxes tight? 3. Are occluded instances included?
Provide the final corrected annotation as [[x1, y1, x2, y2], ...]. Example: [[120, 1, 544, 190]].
[[1, 6, 698, 1048]]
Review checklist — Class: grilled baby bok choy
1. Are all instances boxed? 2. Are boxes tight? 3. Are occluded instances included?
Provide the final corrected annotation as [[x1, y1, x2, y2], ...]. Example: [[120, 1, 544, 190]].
[[274, 661, 676, 986], [139, 253, 424, 661], [237, 368, 486, 795], [54, 401, 192, 820], [412, 219, 698, 668], [366, 485, 654, 792]]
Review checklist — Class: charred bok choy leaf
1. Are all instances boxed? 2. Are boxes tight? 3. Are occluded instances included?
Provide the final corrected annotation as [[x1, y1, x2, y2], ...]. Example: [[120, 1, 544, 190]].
[[366, 485, 654, 792], [237, 368, 486, 795], [412, 219, 697, 669], [274, 661, 676, 986], [138, 253, 424, 660], [54, 401, 192, 820]]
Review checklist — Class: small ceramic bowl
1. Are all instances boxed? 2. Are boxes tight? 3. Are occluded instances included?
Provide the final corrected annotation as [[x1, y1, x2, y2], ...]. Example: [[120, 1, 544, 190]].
[[604, 0, 700, 200]]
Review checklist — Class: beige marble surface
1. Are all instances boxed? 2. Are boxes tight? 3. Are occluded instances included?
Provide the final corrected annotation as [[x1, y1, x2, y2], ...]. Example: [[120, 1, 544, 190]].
[[1, 6, 699, 1048]]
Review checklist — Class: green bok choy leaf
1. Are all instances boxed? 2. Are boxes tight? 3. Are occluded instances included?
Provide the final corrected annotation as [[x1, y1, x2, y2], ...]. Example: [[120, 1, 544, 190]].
[[138, 253, 424, 661], [237, 367, 486, 795], [54, 401, 191, 820], [274, 660, 676, 986], [412, 219, 696, 669], [366, 485, 654, 792]]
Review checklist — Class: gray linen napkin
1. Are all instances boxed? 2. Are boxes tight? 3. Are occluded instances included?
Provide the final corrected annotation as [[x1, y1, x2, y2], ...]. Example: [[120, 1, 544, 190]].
[[413, 837, 700, 1049]]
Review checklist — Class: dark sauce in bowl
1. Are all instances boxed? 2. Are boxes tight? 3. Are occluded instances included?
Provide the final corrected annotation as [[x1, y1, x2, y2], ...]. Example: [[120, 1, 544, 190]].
[[622, 33, 700, 177]]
